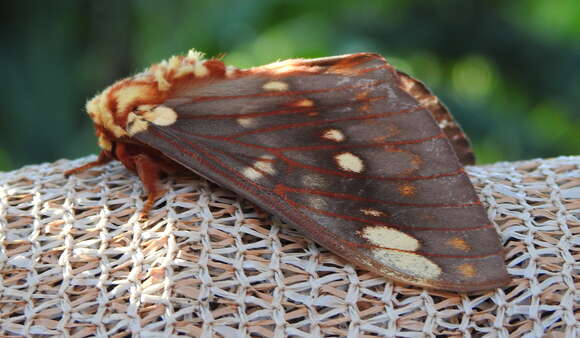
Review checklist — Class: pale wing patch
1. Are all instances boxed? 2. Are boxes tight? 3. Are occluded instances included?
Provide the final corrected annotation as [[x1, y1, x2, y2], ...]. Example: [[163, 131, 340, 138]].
[[242, 167, 263, 181], [372, 250, 442, 280], [237, 118, 256, 128], [143, 106, 178, 126], [322, 129, 345, 142], [127, 105, 178, 136], [127, 112, 149, 136], [360, 208, 384, 217], [361, 226, 419, 251], [254, 156, 276, 175], [242, 156, 277, 181], [263, 81, 289, 91], [334, 152, 364, 173]]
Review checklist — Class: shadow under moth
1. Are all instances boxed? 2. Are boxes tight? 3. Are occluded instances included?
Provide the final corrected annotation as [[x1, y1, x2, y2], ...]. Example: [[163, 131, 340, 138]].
[[66, 50, 509, 292]]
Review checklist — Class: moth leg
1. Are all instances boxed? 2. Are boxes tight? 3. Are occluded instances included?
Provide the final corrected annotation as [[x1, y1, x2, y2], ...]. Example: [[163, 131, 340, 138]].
[[64, 151, 112, 176], [133, 154, 164, 219]]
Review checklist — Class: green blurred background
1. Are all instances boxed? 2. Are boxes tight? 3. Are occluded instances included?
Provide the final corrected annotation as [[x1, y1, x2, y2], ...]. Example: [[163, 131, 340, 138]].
[[1, 0, 579, 171]]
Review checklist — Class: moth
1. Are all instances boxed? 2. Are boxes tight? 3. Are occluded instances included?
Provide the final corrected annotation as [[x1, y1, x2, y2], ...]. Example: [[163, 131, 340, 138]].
[[67, 50, 510, 292]]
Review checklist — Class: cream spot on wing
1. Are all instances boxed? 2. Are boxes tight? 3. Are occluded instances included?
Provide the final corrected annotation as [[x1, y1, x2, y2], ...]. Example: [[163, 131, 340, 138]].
[[243, 155, 276, 181], [372, 250, 442, 280], [447, 237, 471, 251], [237, 118, 255, 128], [143, 106, 177, 126], [458, 263, 477, 278], [242, 167, 262, 181], [322, 129, 345, 142], [127, 113, 149, 136], [360, 208, 384, 217], [291, 99, 314, 107], [263, 81, 289, 91], [335, 152, 364, 173], [254, 155, 276, 175], [360, 226, 419, 251]]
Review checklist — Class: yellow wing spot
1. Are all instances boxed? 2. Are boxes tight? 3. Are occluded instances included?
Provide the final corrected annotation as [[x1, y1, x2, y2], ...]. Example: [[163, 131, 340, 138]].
[[398, 184, 416, 197], [447, 237, 471, 251], [237, 118, 255, 128], [127, 112, 149, 136], [263, 81, 289, 91], [291, 98, 314, 107], [307, 111, 320, 117], [243, 155, 277, 181], [360, 226, 419, 251], [322, 129, 345, 142], [360, 208, 385, 217], [373, 249, 442, 280], [242, 167, 262, 181], [458, 263, 477, 278], [335, 152, 364, 173], [254, 155, 276, 175], [143, 106, 177, 126]]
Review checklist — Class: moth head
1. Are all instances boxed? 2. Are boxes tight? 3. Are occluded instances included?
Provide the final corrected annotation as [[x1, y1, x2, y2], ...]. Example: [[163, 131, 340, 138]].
[[85, 49, 212, 152], [84, 77, 167, 151]]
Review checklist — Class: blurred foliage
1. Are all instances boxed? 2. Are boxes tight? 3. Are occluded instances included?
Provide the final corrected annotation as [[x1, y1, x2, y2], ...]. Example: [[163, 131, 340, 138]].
[[1, 0, 579, 171]]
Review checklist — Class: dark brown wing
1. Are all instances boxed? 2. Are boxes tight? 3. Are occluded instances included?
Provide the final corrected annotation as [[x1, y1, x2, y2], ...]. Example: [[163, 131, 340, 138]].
[[131, 53, 509, 292]]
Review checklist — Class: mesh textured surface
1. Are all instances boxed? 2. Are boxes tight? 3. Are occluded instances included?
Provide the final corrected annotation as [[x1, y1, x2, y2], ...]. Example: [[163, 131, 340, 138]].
[[0, 155, 578, 337]]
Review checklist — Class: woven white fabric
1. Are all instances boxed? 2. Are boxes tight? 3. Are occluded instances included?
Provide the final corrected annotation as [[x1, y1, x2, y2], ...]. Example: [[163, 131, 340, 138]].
[[0, 155, 578, 337]]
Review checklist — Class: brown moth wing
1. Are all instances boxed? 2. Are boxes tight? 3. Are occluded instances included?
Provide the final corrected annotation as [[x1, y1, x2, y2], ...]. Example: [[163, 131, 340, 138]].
[[396, 70, 476, 166], [132, 53, 509, 292]]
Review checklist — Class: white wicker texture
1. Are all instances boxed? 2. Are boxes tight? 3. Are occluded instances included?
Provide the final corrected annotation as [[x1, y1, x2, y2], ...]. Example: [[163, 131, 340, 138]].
[[0, 155, 578, 337]]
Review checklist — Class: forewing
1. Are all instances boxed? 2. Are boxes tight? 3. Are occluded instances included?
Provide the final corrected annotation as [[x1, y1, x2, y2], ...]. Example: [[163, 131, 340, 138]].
[[132, 53, 509, 292]]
